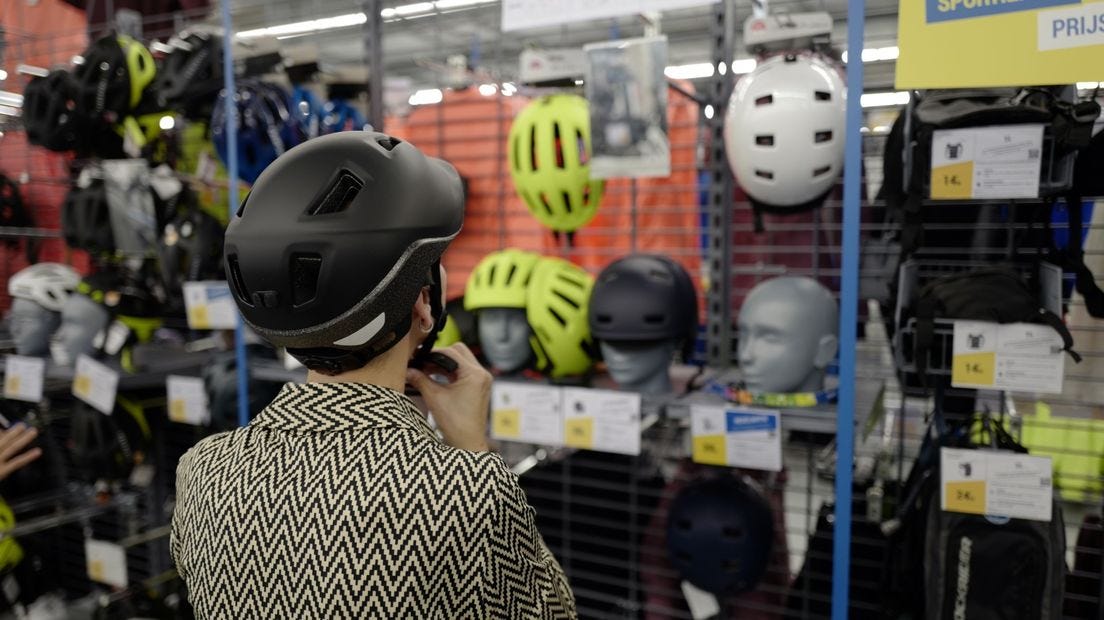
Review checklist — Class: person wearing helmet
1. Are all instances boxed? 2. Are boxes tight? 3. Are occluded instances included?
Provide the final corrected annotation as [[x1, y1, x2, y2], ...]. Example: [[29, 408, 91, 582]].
[[171, 132, 576, 618], [588, 254, 698, 394], [7, 263, 81, 357]]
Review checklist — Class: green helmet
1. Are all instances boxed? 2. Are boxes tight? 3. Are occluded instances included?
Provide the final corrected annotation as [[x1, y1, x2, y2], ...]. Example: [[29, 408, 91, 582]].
[[0, 498, 23, 573], [508, 95, 604, 232], [465, 249, 541, 311], [527, 256, 594, 377]]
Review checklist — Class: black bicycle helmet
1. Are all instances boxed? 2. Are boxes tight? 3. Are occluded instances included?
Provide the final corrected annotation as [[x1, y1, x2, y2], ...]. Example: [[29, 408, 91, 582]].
[[153, 31, 224, 120], [589, 254, 699, 360], [72, 34, 156, 119], [61, 179, 115, 254], [22, 70, 83, 152], [666, 476, 775, 596], [67, 397, 151, 483], [224, 131, 465, 374]]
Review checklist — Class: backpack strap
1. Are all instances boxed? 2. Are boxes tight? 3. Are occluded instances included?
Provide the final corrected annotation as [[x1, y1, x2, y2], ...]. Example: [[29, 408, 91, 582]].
[[1063, 195, 1104, 318], [913, 292, 938, 382], [1036, 308, 1082, 363]]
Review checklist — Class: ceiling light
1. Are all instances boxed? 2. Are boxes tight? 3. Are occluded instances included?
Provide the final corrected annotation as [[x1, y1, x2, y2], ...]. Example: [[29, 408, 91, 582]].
[[159, 115, 176, 130], [842, 46, 900, 64], [478, 83, 497, 96], [860, 91, 910, 108], [1077, 82, 1100, 90], [664, 62, 714, 80], [237, 12, 367, 39], [704, 104, 714, 119], [0, 105, 21, 117], [409, 88, 443, 105], [731, 58, 757, 74], [0, 70, 6, 81], [0, 91, 24, 107], [17, 64, 49, 77]]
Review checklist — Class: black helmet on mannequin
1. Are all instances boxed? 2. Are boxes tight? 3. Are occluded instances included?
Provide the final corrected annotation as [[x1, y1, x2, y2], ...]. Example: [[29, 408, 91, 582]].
[[588, 254, 698, 361], [22, 70, 83, 152], [224, 131, 464, 374], [153, 31, 224, 119]]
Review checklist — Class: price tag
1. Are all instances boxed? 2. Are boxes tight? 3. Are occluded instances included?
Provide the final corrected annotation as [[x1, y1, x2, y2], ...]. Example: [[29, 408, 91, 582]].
[[690, 405, 782, 472], [681, 580, 721, 620], [930, 125, 1044, 200], [941, 448, 1053, 522], [103, 321, 132, 356], [561, 388, 641, 455], [72, 355, 119, 415], [84, 539, 128, 588], [183, 281, 239, 330], [491, 382, 563, 446], [166, 375, 210, 426], [3, 355, 45, 403], [951, 321, 1065, 394]]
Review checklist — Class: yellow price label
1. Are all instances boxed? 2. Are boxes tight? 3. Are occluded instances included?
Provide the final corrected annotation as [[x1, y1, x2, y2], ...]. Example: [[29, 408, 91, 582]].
[[88, 559, 105, 582], [952, 351, 996, 387], [4, 376, 19, 395], [74, 375, 91, 398], [944, 480, 987, 514], [931, 161, 974, 200], [492, 408, 520, 439], [692, 435, 727, 466], [564, 417, 594, 449], [169, 399, 187, 423], [188, 306, 210, 329]]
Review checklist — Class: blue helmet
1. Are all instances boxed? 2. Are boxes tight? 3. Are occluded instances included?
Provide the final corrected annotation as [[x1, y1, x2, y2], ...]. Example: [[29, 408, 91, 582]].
[[211, 81, 304, 184], [320, 98, 368, 134]]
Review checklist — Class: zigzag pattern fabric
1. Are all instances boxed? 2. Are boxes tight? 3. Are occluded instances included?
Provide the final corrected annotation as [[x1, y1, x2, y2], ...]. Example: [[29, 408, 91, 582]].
[[171, 381, 575, 619]]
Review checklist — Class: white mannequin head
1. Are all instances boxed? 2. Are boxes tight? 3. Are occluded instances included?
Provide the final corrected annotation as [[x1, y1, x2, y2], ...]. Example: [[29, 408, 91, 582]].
[[477, 307, 532, 374], [52, 294, 110, 366], [9, 298, 61, 356], [737, 276, 838, 394]]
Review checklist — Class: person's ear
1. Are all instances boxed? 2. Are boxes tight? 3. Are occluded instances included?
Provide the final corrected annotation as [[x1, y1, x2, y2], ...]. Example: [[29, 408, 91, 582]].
[[412, 287, 434, 333], [813, 333, 838, 370]]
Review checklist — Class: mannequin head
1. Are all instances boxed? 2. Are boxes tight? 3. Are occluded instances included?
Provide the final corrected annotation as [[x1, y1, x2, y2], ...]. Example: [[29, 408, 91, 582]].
[[9, 298, 61, 356], [600, 340, 677, 395], [478, 307, 532, 374], [737, 276, 838, 394], [52, 294, 110, 366]]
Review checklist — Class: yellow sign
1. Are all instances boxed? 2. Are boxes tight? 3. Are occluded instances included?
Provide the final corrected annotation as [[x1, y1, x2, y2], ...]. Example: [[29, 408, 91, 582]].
[[930, 161, 974, 200], [4, 377, 19, 395], [944, 480, 988, 514], [691, 435, 727, 466], [492, 408, 521, 439], [188, 306, 210, 329], [169, 399, 187, 424], [897, 0, 1104, 88], [952, 351, 997, 387], [564, 417, 594, 449], [73, 375, 92, 399]]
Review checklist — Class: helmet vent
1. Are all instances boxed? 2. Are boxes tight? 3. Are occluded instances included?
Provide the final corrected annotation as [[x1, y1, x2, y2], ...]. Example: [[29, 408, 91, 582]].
[[488, 263, 498, 283], [644, 314, 664, 324], [815, 130, 833, 143], [539, 193, 554, 216], [552, 289, 579, 310], [596, 314, 612, 324], [557, 271, 587, 289], [376, 136, 402, 151], [754, 95, 773, 106], [576, 129, 588, 165], [227, 254, 253, 307], [815, 90, 832, 101], [754, 170, 774, 180], [561, 191, 573, 214], [812, 165, 832, 177], [755, 135, 774, 147], [290, 253, 322, 307], [548, 307, 567, 327], [674, 518, 692, 531], [553, 122, 565, 168], [307, 170, 363, 216], [505, 264, 518, 286], [529, 124, 538, 170], [235, 192, 250, 218], [722, 525, 744, 540]]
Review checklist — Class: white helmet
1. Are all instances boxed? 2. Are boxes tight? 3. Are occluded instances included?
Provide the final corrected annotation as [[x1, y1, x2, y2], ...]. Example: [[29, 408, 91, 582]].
[[723, 54, 846, 209], [8, 263, 81, 312]]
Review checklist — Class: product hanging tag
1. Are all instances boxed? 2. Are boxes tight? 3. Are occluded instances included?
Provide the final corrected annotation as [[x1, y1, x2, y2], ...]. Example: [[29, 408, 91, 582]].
[[84, 539, 128, 588], [103, 321, 132, 357], [561, 387, 641, 455], [951, 320, 1065, 394], [72, 355, 119, 415], [690, 405, 783, 472], [490, 382, 564, 446], [940, 447, 1053, 522], [680, 580, 721, 620], [166, 375, 210, 426], [3, 355, 46, 403], [930, 124, 1044, 200], [183, 281, 238, 330]]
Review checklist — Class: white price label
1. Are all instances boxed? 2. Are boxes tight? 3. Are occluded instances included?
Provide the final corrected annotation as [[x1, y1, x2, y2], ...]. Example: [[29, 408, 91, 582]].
[[4, 355, 45, 403], [72, 355, 119, 415], [690, 405, 783, 472], [941, 448, 1053, 522], [103, 321, 132, 356], [166, 375, 210, 426], [681, 580, 721, 620], [183, 281, 239, 330], [491, 382, 563, 446], [84, 539, 128, 588], [561, 388, 641, 455], [930, 124, 1044, 200], [951, 321, 1065, 394]]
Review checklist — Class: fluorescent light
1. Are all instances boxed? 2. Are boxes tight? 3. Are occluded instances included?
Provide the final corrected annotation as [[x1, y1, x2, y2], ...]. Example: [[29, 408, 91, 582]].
[[0, 105, 20, 117], [717, 61, 727, 75], [435, 0, 496, 8], [731, 58, 757, 74], [0, 70, 6, 81], [71, 55, 85, 65], [17, 64, 49, 77], [842, 46, 900, 64], [872, 125, 890, 134], [159, 115, 176, 130], [665, 62, 714, 80], [237, 12, 367, 39], [478, 83, 497, 96], [861, 91, 910, 108], [1077, 81, 1100, 90], [0, 91, 23, 107], [704, 104, 714, 119], [395, 2, 433, 15], [409, 88, 443, 105], [501, 82, 517, 96]]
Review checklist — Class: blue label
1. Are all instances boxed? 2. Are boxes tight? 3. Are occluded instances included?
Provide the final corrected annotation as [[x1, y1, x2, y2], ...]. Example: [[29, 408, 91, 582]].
[[725, 411, 778, 433], [205, 284, 233, 301], [926, 0, 1080, 23]]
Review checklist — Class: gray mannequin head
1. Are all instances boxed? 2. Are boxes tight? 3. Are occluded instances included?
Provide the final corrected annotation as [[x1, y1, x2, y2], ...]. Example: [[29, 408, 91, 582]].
[[52, 294, 111, 366], [737, 276, 838, 394], [478, 307, 532, 374], [600, 340, 677, 395], [9, 298, 61, 357]]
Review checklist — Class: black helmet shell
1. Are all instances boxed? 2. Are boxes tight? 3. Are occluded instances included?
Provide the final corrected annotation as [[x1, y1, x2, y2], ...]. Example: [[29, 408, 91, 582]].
[[225, 131, 464, 355]]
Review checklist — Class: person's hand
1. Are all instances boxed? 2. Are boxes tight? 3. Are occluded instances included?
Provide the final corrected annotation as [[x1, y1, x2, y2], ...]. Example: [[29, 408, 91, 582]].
[[406, 343, 492, 453], [0, 424, 42, 481]]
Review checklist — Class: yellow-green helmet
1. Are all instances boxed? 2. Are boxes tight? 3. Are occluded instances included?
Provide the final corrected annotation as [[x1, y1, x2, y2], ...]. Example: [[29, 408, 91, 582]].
[[0, 498, 23, 574], [465, 249, 542, 311], [508, 95, 604, 232], [436, 315, 463, 347], [527, 257, 595, 377]]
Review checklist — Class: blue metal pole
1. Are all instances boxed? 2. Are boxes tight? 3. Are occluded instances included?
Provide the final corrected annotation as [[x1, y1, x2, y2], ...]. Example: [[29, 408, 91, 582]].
[[831, 0, 865, 617], [219, 0, 250, 428]]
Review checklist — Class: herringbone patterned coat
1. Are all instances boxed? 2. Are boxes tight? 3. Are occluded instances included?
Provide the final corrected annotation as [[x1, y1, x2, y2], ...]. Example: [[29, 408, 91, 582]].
[[171, 382, 576, 619]]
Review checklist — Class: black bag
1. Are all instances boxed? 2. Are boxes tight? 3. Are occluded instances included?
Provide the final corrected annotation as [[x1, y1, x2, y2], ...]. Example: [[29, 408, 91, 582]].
[[911, 267, 1081, 379]]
